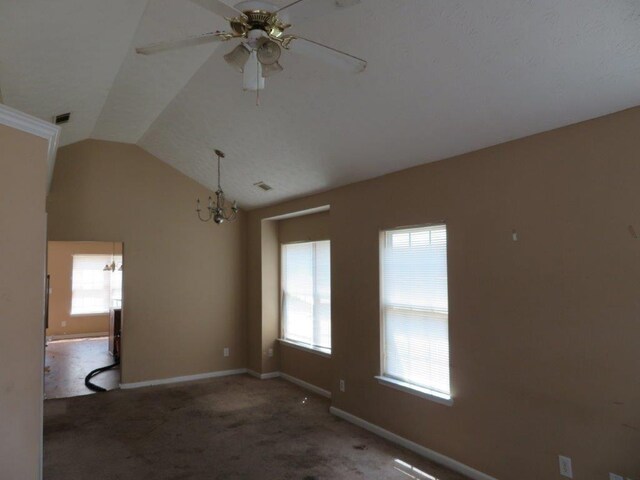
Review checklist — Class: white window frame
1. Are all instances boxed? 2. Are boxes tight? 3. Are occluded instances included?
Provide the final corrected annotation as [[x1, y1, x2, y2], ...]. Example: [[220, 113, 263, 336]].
[[280, 240, 331, 356], [377, 224, 452, 406]]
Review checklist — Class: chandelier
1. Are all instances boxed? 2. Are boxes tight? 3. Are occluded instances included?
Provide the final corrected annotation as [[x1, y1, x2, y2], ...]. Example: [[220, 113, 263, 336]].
[[196, 149, 239, 224], [103, 242, 123, 272]]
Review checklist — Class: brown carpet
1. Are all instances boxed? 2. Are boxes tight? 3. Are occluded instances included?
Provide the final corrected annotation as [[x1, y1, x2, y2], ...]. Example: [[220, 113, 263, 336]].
[[44, 374, 470, 480]]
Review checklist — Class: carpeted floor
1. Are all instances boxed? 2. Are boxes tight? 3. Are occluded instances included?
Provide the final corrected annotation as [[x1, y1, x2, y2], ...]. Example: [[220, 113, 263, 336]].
[[44, 374, 470, 480]]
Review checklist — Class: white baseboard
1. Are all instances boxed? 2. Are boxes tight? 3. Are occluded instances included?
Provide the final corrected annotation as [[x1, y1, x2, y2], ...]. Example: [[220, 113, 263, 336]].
[[280, 372, 332, 399], [247, 369, 281, 380], [47, 332, 109, 341], [329, 407, 497, 480], [120, 368, 248, 390], [246, 370, 332, 399]]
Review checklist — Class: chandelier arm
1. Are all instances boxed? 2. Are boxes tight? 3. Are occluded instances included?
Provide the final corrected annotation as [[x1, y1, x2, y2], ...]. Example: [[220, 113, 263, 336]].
[[197, 209, 213, 222]]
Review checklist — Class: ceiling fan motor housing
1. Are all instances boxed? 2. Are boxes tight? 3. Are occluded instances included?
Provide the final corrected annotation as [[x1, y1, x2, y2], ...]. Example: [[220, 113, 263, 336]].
[[230, 1, 288, 38]]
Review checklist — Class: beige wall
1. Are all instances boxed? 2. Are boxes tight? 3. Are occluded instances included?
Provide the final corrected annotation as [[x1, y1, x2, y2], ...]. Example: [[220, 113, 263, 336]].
[[248, 108, 640, 479], [0, 124, 49, 479], [47, 241, 122, 337], [278, 211, 332, 391], [247, 216, 263, 373], [278, 211, 330, 244], [47, 140, 246, 384], [260, 219, 280, 374]]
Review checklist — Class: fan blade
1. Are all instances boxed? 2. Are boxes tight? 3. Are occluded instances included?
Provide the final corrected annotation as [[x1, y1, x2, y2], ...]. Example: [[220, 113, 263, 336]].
[[276, 0, 361, 24], [285, 36, 366, 73], [135, 32, 230, 55], [189, 0, 247, 20]]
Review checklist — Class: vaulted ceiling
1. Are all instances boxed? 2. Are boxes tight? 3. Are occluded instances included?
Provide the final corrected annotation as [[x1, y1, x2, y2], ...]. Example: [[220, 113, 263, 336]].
[[2, 0, 640, 208]]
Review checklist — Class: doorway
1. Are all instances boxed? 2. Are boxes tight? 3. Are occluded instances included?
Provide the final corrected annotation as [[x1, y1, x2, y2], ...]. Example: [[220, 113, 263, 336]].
[[44, 241, 123, 399]]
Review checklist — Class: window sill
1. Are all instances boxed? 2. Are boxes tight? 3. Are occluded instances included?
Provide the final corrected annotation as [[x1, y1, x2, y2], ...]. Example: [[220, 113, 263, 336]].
[[375, 376, 453, 407], [278, 339, 331, 358]]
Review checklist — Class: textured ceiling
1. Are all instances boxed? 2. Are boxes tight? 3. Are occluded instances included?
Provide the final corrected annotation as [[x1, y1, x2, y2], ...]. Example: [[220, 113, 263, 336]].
[[2, 0, 640, 208], [0, 0, 148, 146]]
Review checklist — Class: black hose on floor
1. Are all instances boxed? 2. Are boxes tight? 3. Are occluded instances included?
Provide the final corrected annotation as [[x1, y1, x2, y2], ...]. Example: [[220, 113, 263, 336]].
[[84, 360, 120, 393]]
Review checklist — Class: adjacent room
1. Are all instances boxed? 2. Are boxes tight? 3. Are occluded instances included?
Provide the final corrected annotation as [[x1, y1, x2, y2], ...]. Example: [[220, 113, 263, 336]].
[[0, 1, 638, 480], [45, 241, 123, 399]]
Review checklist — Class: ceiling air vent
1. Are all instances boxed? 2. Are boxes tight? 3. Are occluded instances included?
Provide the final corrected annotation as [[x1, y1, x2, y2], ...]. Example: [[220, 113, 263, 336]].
[[254, 181, 273, 192], [53, 112, 71, 125]]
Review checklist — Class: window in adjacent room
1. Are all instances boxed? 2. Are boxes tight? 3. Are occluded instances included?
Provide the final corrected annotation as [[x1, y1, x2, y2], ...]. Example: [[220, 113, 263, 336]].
[[281, 240, 331, 354], [378, 224, 451, 404], [71, 254, 121, 315]]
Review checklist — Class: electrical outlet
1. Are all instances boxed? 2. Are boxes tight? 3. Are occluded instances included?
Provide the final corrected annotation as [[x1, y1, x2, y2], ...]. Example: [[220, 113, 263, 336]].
[[339, 379, 345, 392], [610, 474, 624, 480], [268, 348, 273, 357], [223, 347, 229, 357], [61, 321, 67, 327], [558, 455, 573, 478]]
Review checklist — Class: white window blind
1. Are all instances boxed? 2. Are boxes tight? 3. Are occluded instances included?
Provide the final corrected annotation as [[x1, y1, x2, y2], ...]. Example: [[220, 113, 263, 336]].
[[71, 255, 120, 315], [281, 241, 331, 351], [381, 224, 450, 397]]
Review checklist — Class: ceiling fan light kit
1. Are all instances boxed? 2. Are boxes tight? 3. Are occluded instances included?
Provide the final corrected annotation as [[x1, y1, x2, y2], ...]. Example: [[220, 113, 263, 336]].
[[261, 61, 283, 78], [243, 50, 265, 91], [136, 0, 367, 94], [256, 37, 281, 65], [224, 44, 250, 72]]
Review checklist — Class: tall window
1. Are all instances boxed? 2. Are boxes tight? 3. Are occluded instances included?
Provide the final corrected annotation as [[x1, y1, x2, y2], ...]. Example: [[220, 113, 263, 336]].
[[281, 241, 331, 353], [71, 255, 122, 315], [380, 224, 450, 401]]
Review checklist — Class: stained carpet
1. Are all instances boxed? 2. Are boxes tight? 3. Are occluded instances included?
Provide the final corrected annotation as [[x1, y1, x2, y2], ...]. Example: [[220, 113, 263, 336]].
[[44, 375, 470, 480]]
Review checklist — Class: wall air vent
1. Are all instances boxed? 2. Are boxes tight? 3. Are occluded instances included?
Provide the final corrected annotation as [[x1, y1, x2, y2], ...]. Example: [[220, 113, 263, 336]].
[[254, 181, 273, 191], [53, 112, 71, 125]]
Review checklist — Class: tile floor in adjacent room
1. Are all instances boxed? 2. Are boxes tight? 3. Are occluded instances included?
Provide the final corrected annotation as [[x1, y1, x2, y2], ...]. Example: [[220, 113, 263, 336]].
[[44, 375, 471, 480], [45, 337, 120, 399]]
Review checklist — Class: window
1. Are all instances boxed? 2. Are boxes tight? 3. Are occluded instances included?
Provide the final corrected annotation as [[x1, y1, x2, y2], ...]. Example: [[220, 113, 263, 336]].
[[379, 224, 450, 403], [71, 255, 122, 315], [281, 241, 331, 353]]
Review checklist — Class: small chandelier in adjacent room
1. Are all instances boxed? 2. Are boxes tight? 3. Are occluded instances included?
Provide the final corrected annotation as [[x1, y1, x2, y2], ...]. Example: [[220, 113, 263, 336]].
[[197, 149, 239, 224], [103, 242, 123, 271], [103, 261, 117, 272]]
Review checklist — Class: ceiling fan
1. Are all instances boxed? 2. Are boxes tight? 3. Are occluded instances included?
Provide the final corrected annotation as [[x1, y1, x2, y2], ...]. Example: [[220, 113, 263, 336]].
[[135, 0, 367, 92]]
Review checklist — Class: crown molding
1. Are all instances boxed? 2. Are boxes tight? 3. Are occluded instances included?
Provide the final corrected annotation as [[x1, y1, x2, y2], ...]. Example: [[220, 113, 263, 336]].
[[0, 103, 61, 191]]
